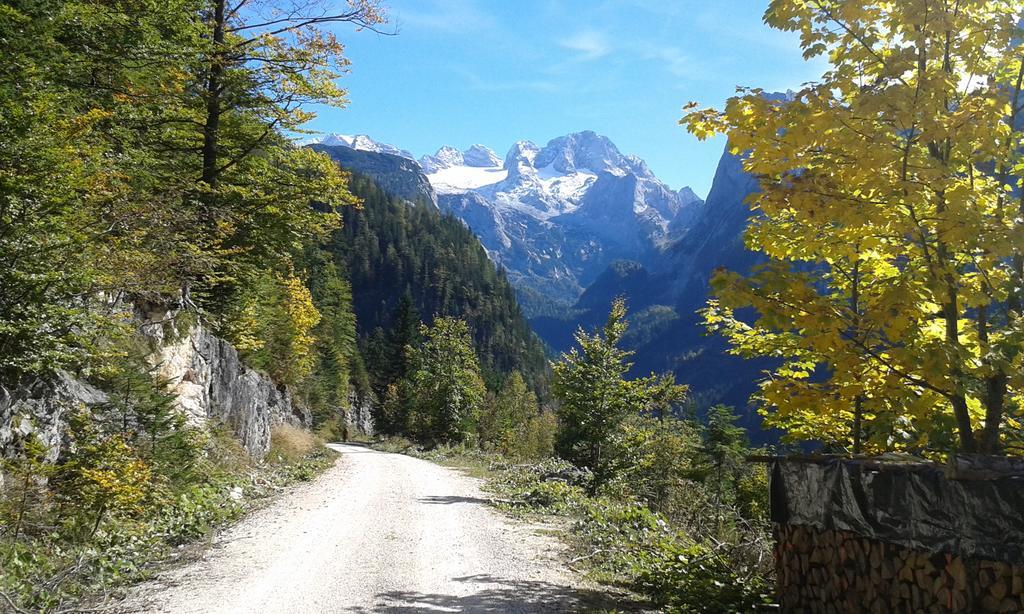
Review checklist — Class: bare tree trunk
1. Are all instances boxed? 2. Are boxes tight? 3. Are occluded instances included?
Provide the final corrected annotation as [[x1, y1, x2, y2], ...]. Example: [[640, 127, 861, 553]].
[[201, 0, 226, 189], [943, 286, 975, 453], [980, 374, 1007, 454], [850, 258, 864, 454]]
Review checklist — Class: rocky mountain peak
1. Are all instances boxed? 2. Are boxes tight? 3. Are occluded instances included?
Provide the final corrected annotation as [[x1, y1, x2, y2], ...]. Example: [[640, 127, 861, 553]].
[[502, 141, 541, 182], [314, 133, 415, 160], [533, 131, 627, 175], [419, 146, 464, 173], [463, 144, 502, 168], [503, 140, 540, 168], [677, 186, 703, 206], [420, 144, 502, 174]]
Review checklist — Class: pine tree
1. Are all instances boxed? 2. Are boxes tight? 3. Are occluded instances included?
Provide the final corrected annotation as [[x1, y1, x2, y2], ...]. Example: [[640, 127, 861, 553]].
[[409, 318, 486, 445], [479, 372, 540, 455], [554, 299, 687, 490]]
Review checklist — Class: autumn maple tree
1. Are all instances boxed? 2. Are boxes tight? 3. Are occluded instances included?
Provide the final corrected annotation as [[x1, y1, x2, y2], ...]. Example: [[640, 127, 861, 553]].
[[684, 1, 1024, 455]]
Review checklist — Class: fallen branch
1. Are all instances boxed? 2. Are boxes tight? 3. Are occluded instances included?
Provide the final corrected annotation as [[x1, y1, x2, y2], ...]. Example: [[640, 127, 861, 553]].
[[569, 549, 606, 564], [488, 498, 525, 506], [0, 590, 30, 614]]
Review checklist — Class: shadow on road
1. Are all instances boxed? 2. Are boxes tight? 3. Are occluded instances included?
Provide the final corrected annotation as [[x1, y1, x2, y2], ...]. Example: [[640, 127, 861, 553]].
[[417, 495, 492, 505], [343, 574, 650, 613]]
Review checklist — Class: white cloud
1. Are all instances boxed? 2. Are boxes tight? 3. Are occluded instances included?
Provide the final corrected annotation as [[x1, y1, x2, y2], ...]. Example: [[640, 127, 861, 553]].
[[394, 0, 494, 33], [560, 30, 611, 62], [639, 44, 700, 79], [450, 66, 560, 93]]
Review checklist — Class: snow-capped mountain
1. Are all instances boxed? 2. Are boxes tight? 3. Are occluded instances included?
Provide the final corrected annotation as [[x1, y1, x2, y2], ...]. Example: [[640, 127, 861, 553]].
[[308, 142, 437, 207], [314, 133, 415, 160], [421, 132, 703, 307], [419, 144, 502, 173], [307, 130, 773, 431]]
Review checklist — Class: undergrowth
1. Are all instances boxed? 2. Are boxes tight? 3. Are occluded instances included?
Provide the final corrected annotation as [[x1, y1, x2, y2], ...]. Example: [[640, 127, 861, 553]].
[[0, 424, 335, 613], [373, 437, 775, 613]]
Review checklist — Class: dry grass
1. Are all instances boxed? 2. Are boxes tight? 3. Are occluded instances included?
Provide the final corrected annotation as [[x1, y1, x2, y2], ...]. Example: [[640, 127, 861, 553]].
[[268, 423, 322, 464]]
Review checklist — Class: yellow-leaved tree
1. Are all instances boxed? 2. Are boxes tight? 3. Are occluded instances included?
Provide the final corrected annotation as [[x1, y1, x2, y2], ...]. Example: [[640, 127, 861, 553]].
[[684, 1, 1024, 455]]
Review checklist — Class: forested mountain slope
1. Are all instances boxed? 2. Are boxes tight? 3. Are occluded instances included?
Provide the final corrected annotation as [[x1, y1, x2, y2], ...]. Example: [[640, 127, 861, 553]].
[[319, 170, 548, 389], [314, 134, 771, 432]]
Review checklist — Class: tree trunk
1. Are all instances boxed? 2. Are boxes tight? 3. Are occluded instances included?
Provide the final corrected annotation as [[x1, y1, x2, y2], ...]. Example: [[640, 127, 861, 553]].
[[980, 374, 1007, 454], [943, 290, 975, 453], [850, 258, 864, 454], [201, 0, 226, 189]]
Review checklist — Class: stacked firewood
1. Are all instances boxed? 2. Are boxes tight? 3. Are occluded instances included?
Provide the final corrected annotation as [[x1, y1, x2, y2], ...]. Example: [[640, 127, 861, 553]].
[[774, 524, 1024, 613]]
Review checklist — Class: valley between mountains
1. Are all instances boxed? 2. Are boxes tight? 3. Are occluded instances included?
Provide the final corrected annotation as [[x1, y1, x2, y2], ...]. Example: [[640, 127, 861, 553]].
[[312, 130, 768, 435]]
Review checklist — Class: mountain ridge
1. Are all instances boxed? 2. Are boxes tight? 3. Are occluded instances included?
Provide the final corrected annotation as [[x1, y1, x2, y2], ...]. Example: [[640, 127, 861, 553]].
[[305, 131, 772, 429]]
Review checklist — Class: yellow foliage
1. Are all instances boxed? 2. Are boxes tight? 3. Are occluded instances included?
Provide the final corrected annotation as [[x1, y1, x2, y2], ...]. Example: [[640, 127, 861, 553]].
[[279, 273, 321, 383], [225, 270, 322, 386], [685, 1, 1024, 455]]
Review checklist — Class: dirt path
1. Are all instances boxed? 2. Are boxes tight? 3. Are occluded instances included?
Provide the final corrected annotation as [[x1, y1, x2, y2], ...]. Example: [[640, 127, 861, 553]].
[[120, 443, 596, 613]]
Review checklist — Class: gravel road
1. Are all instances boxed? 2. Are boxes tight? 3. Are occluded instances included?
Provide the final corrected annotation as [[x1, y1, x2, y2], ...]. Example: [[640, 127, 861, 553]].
[[121, 443, 593, 613]]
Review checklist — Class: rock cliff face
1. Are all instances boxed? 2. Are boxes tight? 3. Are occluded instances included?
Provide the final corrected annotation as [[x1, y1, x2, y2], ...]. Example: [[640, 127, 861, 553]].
[[0, 373, 109, 464], [345, 391, 374, 436], [1, 304, 322, 464], [140, 305, 311, 458], [309, 144, 438, 207]]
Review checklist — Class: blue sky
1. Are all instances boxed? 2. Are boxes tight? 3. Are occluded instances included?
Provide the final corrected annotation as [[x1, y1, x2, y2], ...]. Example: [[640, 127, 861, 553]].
[[310, 0, 826, 197]]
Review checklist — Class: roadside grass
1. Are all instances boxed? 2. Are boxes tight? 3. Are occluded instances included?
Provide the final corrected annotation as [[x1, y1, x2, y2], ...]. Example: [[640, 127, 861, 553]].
[[371, 437, 774, 613], [0, 424, 337, 613]]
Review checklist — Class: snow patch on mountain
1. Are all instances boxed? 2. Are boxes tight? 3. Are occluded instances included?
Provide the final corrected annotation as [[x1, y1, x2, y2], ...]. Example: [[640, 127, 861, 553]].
[[419, 131, 706, 309], [314, 134, 415, 160], [428, 166, 508, 192], [535, 164, 597, 203]]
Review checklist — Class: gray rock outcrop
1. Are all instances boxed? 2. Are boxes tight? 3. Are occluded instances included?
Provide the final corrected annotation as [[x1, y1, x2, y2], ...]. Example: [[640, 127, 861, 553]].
[[345, 390, 374, 436], [0, 372, 109, 464], [1, 304, 317, 464], [139, 306, 311, 458]]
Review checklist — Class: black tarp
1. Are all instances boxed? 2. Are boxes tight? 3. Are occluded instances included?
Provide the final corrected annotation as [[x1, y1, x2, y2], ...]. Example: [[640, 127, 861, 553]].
[[770, 457, 1024, 563]]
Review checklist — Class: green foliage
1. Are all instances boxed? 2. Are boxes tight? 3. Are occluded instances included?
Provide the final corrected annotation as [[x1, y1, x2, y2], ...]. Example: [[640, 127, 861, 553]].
[[409, 318, 487, 445], [222, 269, 321, 386], [0, 433, 57, 543], [554, 299, 688, 490], [609, 416, 702, 513], [363, 295, 422, 435], [328, 173, 548, 391], [484, 457, 773, 612], [629, 537, 772, 613], [302, 247, 360, 425], [479, 372, 555, 460], [518, 411, 558, 462], [694, 405, 770, 522], [55, 414, 153, 537]]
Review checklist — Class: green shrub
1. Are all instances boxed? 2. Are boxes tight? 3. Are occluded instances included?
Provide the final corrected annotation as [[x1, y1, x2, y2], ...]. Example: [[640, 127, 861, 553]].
[[631, 539, 773, 612], [577, 500, 772, 612]]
